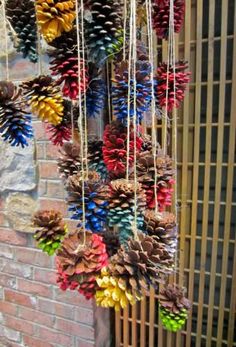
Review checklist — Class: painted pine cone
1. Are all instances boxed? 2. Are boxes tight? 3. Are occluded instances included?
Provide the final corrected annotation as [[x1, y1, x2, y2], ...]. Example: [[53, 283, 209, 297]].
[[107, 179, 146, 244], [57, 142, 81, 180], [109, 232, 174, 294], [88, 140, 107, 180], [36, 0, 76, 42], [112, 60, 152, 124], [56, 229, 108, 277], [101, 228, 120, 257], [136, 149, 175, 211], [103, 121, 143, 178], [33, 210, 67, 255], [144, 210, 177, 255], [85, 0, 123, 65], [156, 60, 190, 111], [6, 0, 38, 63], [66, 171, 109, 232], [152, 0, 185, 39], [49, 28, 87, 99], [22, 76, 64, 125], [86, 63, 106, 117], [46, 99, 73, 145], [159, 284, 191, 332], [0, 81, 33, 147], [96, 268, 142, 311]]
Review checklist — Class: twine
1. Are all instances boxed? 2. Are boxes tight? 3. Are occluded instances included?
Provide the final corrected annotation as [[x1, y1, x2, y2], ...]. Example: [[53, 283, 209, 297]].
[[75, 0, 86, 246], [106, 61, 112, 124], [2, 0, 9, 81]]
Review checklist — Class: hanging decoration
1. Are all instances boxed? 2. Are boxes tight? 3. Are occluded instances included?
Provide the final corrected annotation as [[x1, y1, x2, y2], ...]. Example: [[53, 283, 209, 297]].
[[1, 0, 192, 333]]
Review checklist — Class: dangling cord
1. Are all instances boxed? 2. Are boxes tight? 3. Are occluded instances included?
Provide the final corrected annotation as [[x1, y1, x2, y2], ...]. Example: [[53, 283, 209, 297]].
[[33, 1, 43, 77], [123, 0, 127, 61], [80, 0, 89, 179], [75, 0, 86, 246], [170, 0, 179, 283], [106, 61, 112, 124], [131, 0, 138, 238], [70, 102, 75, 142], [2, 0, 9, 81], [146, 0, 159, 214], [125, 0, 133, 181]]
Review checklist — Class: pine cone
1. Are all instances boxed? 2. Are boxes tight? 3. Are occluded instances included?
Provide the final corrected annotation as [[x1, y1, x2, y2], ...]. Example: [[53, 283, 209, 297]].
[[136, 149, 175, 211], [22, 76, 64, 125], [109, 233, 174, 294], [36, 0, 76, 42], [144, 210, 177, 255], [159, 284, 191, 332], [112, 60, 152, 124], [152, 0, 185, 39], [0, 81, 33, 147], [49, 28, 87, 100], [101, 228, 120, 257], [33, 210, 67, 255], [6, 0, 38, 63], [103, 121, 143, 178], [66, 171, 109, 232], [86, 63, 106, 117], [156, 60, 190, 112], [46, 99, 73, 145], [88, 139, 107, 180], [57, 230, 108, 274], [108, 179, 146, 244], [96, 267, 142, 311], [85, 0, 123, 65], [115, 40, 149, 64], [57, 142, 81, 180]]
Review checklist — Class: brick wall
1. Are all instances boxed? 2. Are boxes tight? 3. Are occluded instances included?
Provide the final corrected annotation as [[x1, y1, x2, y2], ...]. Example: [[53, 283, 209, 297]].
[[0, 120, 110, 347]]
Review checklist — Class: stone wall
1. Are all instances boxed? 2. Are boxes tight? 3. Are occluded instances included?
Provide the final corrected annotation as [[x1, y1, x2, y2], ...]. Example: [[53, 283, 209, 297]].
[[0, 24, 110, 347]]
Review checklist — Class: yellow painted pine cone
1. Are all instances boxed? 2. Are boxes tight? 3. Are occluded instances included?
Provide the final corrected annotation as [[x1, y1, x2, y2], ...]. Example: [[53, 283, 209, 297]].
[[30, 94, 64, 125], [22, 76, 64, 126], [95, 268, 142, 311], [36, 0, 76, 42]]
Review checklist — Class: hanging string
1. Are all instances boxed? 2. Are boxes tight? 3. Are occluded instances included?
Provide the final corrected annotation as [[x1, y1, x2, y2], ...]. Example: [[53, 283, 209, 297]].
[[75, 0, 86, 246], [169, 0, 179, 282], [146, 0, 159, 214], [106, 61, 112, 124], [125, 0, 133, 181], [70, 102, 75, 142], [131, 0, 138, 237], [123, 0, 127, 61], [2, 0, 9, 81], [80, 0, 89, 179]]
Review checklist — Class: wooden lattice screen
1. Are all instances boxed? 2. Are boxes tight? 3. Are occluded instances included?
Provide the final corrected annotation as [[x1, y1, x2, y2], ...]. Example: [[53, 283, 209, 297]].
[[115, 0, 236, 346]]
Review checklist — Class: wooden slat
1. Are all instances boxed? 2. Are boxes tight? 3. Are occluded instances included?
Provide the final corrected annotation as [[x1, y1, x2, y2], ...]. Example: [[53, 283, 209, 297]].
[[206, 1, 229, 346], [186, 0, 203, 346], [195, 1, 215, 345], [148, 288, 155, 346], [140, 296, 146, 347], [131, 303, 137, 347], [115, 311, 121, 347], [123, 307, 129, 347]]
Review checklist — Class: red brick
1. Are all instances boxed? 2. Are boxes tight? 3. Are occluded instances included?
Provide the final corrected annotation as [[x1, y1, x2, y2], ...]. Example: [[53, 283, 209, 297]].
[[39, 162, 59, 179], [36, 326, 73, 346], [34, 268, 57, 285], [45, 143, 60, 160], [39, 199, 67, 216], [5, 289, 37, 309], [17, 279, 52, 298], [0, 212, 9, 228], [36, 143, 45, 159], [5, 316, 34, 335], [47, 181, 65, 199], [54, 302, 74, 320], [23, 335, 53, 347], [56, 318, 94, 340], [54, 288, 93, 308], [38, 180, 47, 197], [0, 229, 27, 246], [15, 248, 52, 269], [33, 122, 47, 141], [1, 260, 32, 279], [0, 274, 16, 289], [37, 298, 55, 315], [19, 307, 54, 327], [75, 307, 93, 326], [76, 338, 95, 347], [0, 301, 17, 316], [0, 244, 14, 259]]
